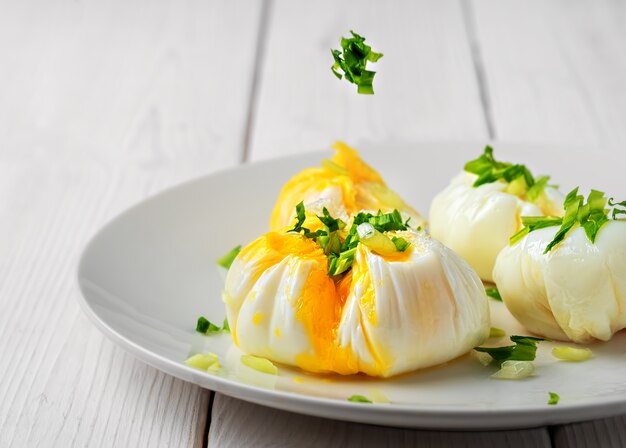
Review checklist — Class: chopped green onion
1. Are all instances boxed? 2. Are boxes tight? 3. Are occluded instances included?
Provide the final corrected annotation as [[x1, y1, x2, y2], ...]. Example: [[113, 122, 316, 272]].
[[548, 392, 560, 405], [196, 316, 226, 335], [353, 209, 408, 232], [288, 203, 410, 276], [552, 346, 593, 362], [474, 335, 543, 365], [485, 287, 502, 302], [491, 360, 535, 380], [317, 207, 346, 233], [367, 388, 390, 404], [327, 247, 356, 276], [240, 355, 278, 375], [464, 146, 551, 202], [391, 236, 410, 252], [357, 223, 397, 256], [196, 316, 210, 333], [331, 30, 383, 95], [222, 318, 230, 332], [347, 394, 372, 403], [608, 198, 626, 219], [510, 187, 621, 252], [217, 245, 242, 269], [510, 216, 563, 246], [185, 353, 220, 371], [489, 327, 506, 338], [527, 176, 551, 201]]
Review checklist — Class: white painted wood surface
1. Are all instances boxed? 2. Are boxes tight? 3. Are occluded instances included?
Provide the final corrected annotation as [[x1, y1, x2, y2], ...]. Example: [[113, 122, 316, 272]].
[[249, 0, 489, 160], [471, 0, 626, 153], [1, 0, 626, 447], [0, 0, 262, 446]]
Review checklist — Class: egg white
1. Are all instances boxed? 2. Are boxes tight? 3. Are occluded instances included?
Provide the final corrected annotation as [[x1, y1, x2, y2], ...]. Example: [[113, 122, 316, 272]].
[[429, 171, 563, 282]]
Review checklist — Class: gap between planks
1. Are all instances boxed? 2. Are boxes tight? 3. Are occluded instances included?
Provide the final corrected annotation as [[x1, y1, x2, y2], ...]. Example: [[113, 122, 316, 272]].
[[241, 0, 274, 164], [460, 0, 495, 140], [202, 0, 274, 444]]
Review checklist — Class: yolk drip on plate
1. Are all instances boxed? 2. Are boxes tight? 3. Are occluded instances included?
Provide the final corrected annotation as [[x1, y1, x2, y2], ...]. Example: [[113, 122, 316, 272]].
[[237, 230, 409, 375]]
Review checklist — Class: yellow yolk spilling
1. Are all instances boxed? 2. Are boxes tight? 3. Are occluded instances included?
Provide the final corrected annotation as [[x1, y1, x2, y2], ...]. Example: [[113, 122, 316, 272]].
[[236, 231, 398, 375], [226, 227, 490, 377], [270, 142, 422, 231]]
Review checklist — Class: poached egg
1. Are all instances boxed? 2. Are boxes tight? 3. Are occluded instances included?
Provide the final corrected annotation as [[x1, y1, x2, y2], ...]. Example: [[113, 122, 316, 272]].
[[270, 142, 425, 232], [493, 221, 626, 343], [429, 171, 563, 282], [223, 228, 490, 377]]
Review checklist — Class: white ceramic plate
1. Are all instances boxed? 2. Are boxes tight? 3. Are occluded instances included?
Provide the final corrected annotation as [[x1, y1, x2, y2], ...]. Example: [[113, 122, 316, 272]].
[[78, 143, 626, 430]]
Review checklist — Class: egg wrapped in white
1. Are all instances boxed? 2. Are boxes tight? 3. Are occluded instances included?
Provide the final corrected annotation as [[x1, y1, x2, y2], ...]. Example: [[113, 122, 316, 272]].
[[270, 141, 425, 232], [493, 221, 626, 343], [223, 228, 490, 377], [429, 171, 564, 282]]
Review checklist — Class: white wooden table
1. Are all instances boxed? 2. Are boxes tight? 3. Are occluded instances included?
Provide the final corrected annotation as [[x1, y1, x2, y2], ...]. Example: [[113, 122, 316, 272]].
[[2, 1, 626, 446]]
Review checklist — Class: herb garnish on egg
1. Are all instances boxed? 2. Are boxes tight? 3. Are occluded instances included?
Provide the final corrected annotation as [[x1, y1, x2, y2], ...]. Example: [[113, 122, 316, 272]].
[[288, 202, 412, 276], [464, 146, 553, 202], [510, 187, 626, 252]]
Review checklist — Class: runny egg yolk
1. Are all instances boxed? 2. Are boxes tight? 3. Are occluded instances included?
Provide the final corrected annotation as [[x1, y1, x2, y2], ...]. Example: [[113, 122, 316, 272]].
[[237, 231, 409, 375], [270, 141, 413, 231]]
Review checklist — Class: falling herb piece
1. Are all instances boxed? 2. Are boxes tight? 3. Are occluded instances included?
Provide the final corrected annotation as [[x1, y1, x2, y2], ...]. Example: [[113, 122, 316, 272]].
[[463, 146, 552, 201], [474, 335, 543, 365], [347, 394, 372, 403], [548, 392, 560, 405], [331, 30, 383, 94], [485, 287, 502, 302], [217, 245, 242, 269], [510, 187, 622, 253]]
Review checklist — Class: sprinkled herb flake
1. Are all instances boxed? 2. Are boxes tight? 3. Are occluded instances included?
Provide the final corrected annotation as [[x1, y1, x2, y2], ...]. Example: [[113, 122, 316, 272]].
[[331, 31, 383, 94]]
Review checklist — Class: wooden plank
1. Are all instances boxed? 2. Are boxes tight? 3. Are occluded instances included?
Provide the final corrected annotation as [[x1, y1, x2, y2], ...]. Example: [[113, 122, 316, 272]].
[[0, 162, 211, 447], [0, 0, 261, 166], [208, 394, 552, 448], [0, 0, 263, 445], [552, 415, 626, 448], [248, 0, 489, 161], [471, 0, 626, 152]]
